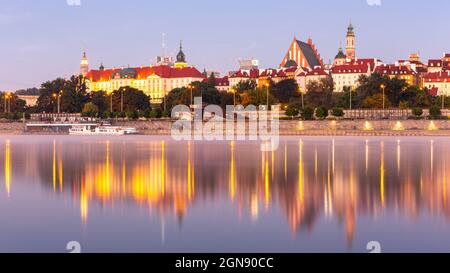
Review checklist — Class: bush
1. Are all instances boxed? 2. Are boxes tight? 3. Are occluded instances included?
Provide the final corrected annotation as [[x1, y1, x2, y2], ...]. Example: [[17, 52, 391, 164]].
[[13, 112, 23, 120], [82, 102, 99, 117], [119, 112, 126, 118], [143, 109, 152, 119], [301, 107, 314, 120], [285, 105, 300, 118], [411, 107, 423, 117], [126, 110, 139, 120], [25, 112, 31, 120], [315, 107, 329, 119], [102, 111, 111, 119], [331, 107, 344, 118], [429, 106, 442, 119]]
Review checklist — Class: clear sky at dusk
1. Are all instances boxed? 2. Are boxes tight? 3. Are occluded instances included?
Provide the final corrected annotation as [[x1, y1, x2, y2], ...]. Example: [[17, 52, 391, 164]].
[[0, 0, 449, 90]]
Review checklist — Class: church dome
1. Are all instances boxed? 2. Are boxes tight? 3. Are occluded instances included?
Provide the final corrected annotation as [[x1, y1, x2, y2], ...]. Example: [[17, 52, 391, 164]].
[[335, 48, 346, 59]]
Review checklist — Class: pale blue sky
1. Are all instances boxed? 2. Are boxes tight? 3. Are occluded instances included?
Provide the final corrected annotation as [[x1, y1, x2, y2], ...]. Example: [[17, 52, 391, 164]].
[[0, 0, 449, 90]]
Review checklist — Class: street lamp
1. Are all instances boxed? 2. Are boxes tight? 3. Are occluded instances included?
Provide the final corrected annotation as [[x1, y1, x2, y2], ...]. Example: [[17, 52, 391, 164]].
[[298, 86, 304, 109], [380, 84, 386, 110], [4, 92, 12, 113], [120, 88, 124, 113], [442, 79, 447, 110], [108, 91, 113, 113], [53, 90, 63, 114], [188, 84, 193, 107], [265, 83, 270, 111], [231, 87, 236, 106]]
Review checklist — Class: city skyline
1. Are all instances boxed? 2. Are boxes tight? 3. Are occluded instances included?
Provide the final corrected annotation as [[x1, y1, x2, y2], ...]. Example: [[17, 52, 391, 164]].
[[1, 0, 450, 91]]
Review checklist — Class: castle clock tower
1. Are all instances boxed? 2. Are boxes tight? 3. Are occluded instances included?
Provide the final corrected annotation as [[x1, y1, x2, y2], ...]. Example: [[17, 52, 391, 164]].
[[80, 51, 89, 76]]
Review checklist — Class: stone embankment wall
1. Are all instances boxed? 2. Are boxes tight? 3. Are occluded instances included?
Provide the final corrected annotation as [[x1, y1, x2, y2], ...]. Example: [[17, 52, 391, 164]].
[[0, 120, 448, 136], [115, 120, 450, 136]]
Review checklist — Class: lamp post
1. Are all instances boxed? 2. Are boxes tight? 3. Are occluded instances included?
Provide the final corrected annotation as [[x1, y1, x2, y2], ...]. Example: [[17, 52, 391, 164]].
[[380, 84, 386, 110], [120, 88, 124, 113], [442, 79, 447, 110], [4, 92, 12, 113], [349, 88, 352, 111], [188, 84, 193, 107], [265, 83, 270, 111], [298, 86, 304, 109], [109, 91, 113, 113], [53, 90, 63, 114], [231, 87, 236, 106]]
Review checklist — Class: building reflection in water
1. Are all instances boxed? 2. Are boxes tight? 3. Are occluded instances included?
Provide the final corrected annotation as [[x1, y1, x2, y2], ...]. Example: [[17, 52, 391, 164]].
[[3, 137, 450, 246]]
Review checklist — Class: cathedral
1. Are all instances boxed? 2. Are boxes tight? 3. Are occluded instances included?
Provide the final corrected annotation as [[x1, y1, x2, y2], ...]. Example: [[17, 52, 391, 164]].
[[80, 42, 205, 103]]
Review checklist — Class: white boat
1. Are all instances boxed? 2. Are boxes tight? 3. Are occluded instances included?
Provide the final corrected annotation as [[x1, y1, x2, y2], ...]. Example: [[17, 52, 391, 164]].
[[69, 124, 138, 136]]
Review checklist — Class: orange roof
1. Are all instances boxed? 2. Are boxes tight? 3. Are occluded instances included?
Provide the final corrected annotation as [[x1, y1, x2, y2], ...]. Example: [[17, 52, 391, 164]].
[[86, 65, 205, 82]]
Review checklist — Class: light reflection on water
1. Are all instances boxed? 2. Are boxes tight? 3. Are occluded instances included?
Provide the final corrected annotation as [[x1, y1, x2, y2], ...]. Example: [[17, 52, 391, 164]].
[[0, 136, 450, 253]]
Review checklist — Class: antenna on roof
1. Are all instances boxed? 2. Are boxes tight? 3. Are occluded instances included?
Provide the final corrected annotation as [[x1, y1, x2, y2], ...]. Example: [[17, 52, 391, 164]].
[[162, 33, 166, 56]]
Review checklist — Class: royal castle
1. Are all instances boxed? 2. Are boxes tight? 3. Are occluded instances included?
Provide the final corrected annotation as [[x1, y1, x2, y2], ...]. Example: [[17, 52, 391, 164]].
[[81, 42, 204, 103]]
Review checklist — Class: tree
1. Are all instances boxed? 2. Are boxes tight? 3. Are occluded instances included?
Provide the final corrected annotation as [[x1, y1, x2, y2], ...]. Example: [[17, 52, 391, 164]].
[[305, 78, 334, 108], [235, 80, 257, 93], [429, 106, 441, 119], [90, 91, 108, 113], [333, 87, 356, 109], [362, 93, 391, 109], [82, 102, 99, 117], [315, 106, 329, 119], [112, 86, 151, 113], [36, 75, 88, 113], [246, 88, 278, 108], [271, 79, 299, 104]]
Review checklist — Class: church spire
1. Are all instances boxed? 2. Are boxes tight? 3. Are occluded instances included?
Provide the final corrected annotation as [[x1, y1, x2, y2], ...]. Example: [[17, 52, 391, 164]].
[[174, 40, 188, 68]]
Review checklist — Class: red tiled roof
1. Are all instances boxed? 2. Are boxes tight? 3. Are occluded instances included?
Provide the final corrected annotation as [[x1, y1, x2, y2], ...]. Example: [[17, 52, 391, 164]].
[[374, 64, 415, 75], [305, 67, 329, 77], [347, 58, 380, 70], [428, 59, 442, 67], [86, 65, 204, 82], [331, 63, 370, 74], [229, 69, 260, 79], [283, 67, 297, 73], [204, 76, 229, 86], [423, 71, 450, 82]]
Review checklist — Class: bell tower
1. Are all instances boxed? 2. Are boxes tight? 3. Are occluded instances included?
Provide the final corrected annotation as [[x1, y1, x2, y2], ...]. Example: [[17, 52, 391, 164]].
[[346, 23, 356, 60]]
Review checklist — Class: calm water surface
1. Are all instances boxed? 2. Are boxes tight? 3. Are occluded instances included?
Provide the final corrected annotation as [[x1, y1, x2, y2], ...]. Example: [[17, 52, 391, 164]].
[[0, 136, 450, 253]]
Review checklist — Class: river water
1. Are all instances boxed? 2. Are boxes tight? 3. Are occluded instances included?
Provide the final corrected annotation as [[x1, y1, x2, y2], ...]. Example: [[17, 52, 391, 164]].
[[0, 136, 450, 253]]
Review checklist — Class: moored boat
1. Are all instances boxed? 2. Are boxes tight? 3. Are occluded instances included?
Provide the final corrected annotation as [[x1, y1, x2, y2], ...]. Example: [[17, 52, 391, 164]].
[[69, 124, 138, 135]]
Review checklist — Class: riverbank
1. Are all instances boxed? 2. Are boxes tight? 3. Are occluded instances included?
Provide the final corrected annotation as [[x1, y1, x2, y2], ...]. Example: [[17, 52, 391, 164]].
[[4, 119, 449, 136]]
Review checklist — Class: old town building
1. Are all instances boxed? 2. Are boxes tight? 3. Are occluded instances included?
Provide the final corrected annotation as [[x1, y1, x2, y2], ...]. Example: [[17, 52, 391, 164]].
[[83, 43, 205, 103]]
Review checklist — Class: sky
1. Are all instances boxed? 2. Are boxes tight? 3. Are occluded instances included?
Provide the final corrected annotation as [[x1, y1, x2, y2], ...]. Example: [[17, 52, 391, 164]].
[[0, 0, 449, 91]]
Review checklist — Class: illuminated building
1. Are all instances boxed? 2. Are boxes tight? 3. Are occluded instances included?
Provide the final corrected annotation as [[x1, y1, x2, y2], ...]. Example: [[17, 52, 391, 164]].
[[374, 64, 416, 86], [82, 42, 205, 103], [423, 71, 450, 96], [279, 37, 324, 69]]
